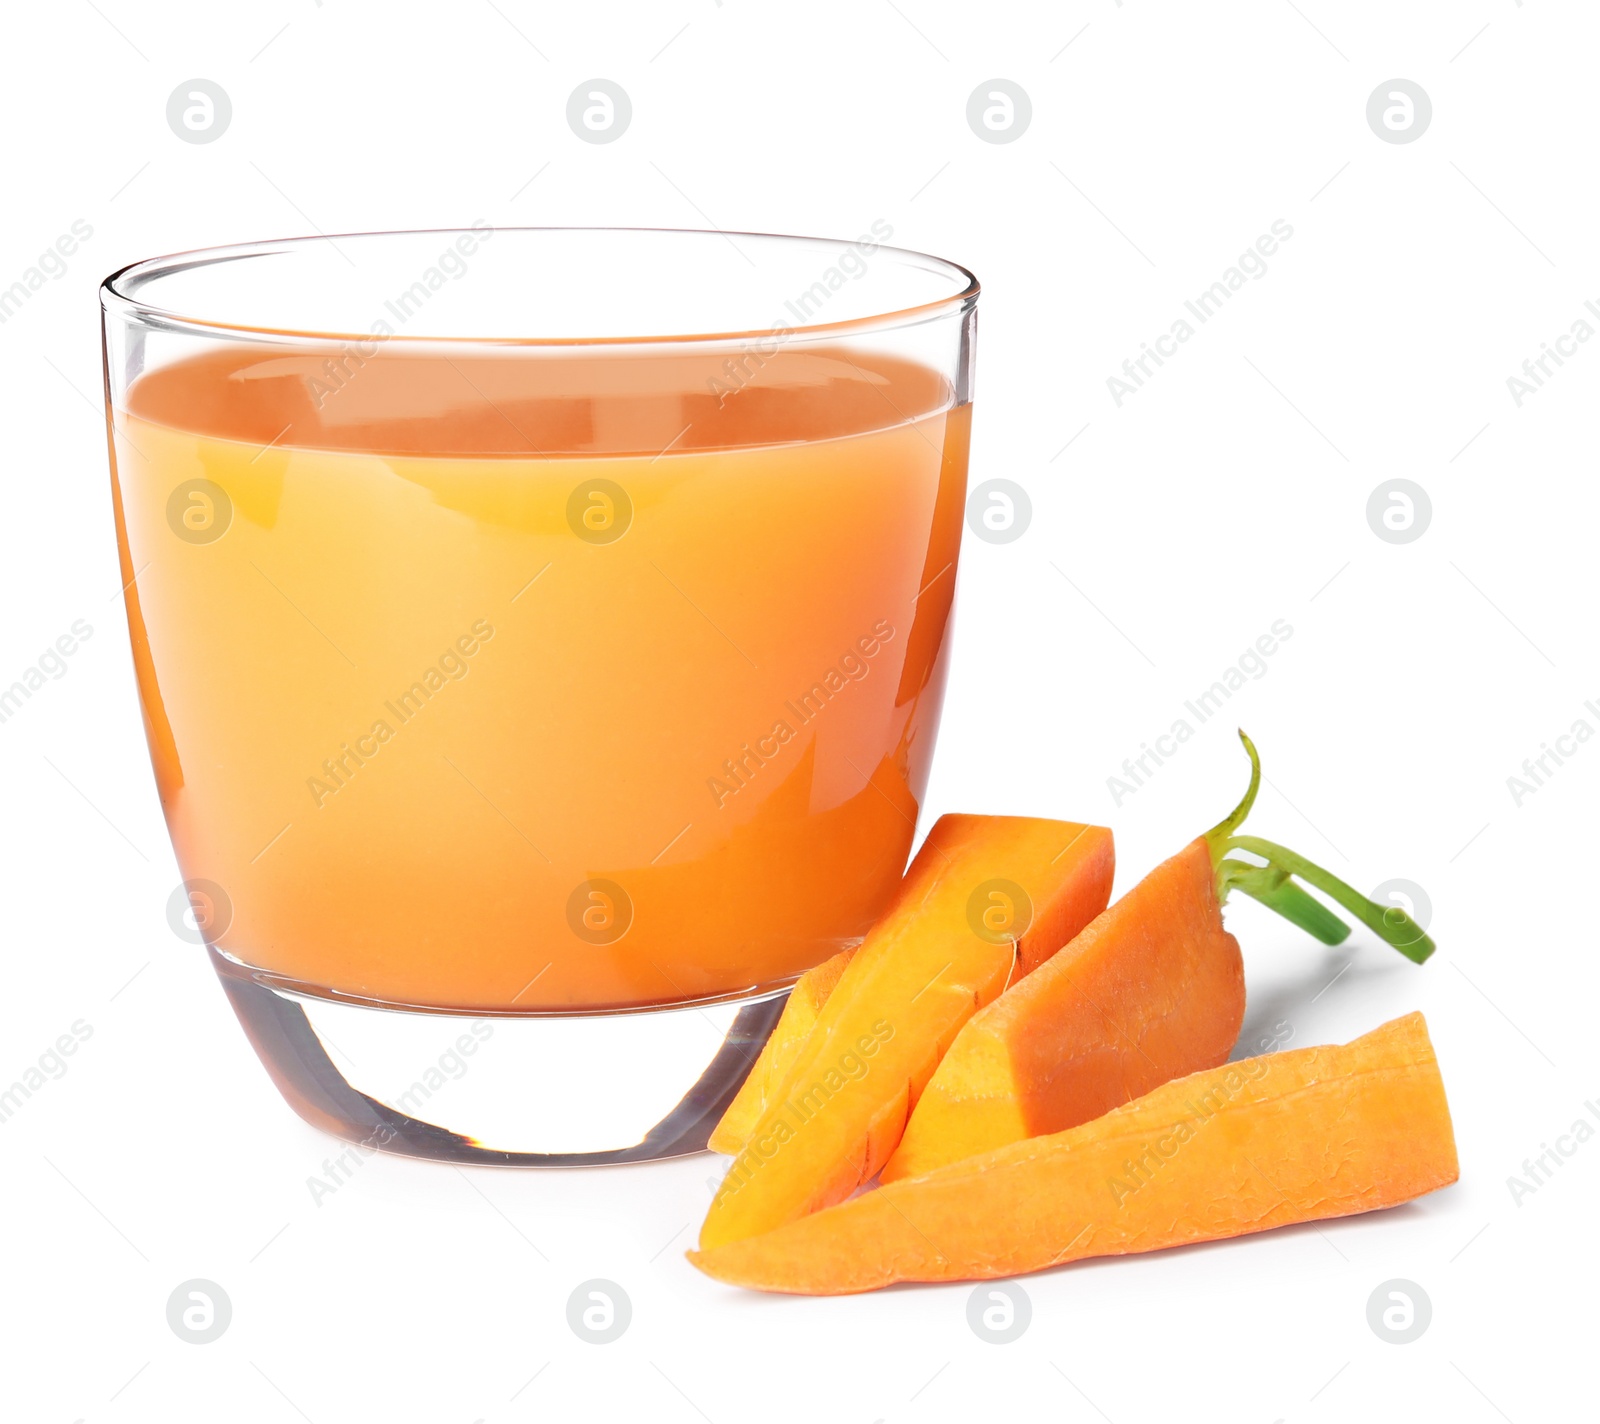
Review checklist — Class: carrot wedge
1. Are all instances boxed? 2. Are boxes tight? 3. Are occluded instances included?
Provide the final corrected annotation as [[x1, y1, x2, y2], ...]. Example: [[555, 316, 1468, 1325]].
[[709, 948, 856, 1155], [882, 730, 1435, 1181], [883, 837, 1242, 1181], [689, 1011, 1458, 1294], [697, 814, 1114, 1251]]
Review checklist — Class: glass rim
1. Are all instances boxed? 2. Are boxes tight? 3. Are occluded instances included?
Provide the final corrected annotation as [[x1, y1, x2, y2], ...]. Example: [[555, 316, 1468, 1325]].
[[100, 225, 981, 349]]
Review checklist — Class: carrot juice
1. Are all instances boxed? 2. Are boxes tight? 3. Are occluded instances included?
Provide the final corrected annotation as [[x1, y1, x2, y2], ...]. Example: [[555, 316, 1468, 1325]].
[[109, 342, 969, 1011]]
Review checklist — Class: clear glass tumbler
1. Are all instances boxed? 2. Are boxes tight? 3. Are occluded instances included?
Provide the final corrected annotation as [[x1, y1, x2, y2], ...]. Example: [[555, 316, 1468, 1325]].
[[101, 227, 977, 1164]]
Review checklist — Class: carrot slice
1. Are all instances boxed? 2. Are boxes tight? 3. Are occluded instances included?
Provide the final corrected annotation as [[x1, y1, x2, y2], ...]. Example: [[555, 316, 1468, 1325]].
[[696, 814, 1114, 1251], [883, 837, 1241, 1181], [882, 731, 1435, 1181], [689, 1011, 1458, 1294], [709, 947, 856, 1155]]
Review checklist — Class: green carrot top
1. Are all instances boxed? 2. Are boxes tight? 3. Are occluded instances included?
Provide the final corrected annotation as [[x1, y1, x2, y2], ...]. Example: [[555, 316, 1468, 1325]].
[[1203, 730, 1435, 964]]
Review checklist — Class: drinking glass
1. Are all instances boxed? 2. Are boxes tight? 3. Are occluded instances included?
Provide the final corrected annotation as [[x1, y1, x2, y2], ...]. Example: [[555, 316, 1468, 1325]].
[[101, 227, 977, 1163]]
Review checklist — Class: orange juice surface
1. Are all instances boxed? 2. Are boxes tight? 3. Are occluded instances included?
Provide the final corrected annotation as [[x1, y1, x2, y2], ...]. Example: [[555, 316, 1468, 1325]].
[[110, 342, 969, 1010]]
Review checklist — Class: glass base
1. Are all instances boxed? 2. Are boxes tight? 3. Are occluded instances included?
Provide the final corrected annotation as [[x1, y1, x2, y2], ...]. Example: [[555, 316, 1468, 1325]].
[[210, 949, 787, 1165]]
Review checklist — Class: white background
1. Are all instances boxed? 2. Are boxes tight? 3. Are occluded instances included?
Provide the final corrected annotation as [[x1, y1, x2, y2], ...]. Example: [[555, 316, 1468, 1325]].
[[2, 1, 1594, 1420]]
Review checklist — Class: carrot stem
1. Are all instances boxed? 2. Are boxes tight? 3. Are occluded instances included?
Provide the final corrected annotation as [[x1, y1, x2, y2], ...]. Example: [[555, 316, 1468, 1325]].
[[1203, 729, 1262, 844], [1216, 860, 1350, 945], [1206, 731, 1436, 965]]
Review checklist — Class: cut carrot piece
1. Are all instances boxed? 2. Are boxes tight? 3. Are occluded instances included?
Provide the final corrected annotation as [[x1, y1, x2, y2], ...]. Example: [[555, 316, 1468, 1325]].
[[696, 814, 1114, 1251], [882, 731, 1435, 1182], [709, 947, 856, 1155], [689, 1011, 1459, 1294], [883, 838, 1242, 1181]]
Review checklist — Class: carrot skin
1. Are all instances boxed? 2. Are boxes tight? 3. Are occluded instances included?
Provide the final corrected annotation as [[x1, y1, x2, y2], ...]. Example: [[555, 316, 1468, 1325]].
[[689, 1012, 1458, 1294]]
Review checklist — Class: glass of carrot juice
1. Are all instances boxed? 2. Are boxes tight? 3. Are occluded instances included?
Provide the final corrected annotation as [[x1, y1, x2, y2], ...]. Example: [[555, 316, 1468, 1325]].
[[101, 228, 977, 1163]]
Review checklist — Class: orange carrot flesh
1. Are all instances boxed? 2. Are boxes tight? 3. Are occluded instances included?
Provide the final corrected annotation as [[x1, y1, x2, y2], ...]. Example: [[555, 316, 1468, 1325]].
[[882, 837, 1243, 1181], [688, 1011, 1458, 1294], [884, 730, 1438, 1182], [696, 814, 1114, 1251], [708, 947, 856, 1155]]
